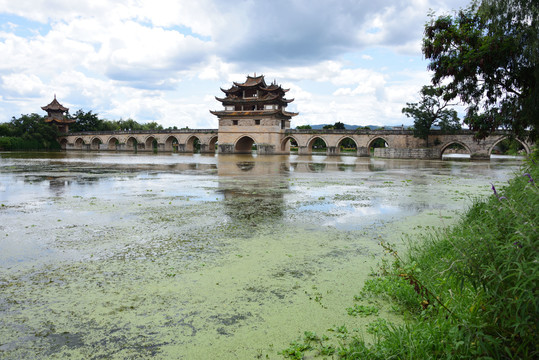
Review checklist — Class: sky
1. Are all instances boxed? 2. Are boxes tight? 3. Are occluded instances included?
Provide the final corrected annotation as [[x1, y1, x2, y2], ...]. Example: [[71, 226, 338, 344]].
[[0, 0, 472, 129]]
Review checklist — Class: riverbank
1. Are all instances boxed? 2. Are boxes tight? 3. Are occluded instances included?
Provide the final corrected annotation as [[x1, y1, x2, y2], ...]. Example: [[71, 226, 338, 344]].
[[281, 151, 538, 359]]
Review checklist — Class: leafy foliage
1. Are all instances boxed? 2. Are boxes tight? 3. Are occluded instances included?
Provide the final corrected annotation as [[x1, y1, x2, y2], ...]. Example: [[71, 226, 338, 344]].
[[0, 113, 60, 150], [423, 0, 539, 141], [402, 85, 461, 144], [69, 110, 165, 132], [322, 122, 346, 130]]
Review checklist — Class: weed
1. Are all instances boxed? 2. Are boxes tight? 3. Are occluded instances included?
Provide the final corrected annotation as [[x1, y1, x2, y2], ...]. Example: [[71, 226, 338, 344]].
[[346, 304, 379, 317], [279, 341, 311, 359], [366, 318, 388, 335]]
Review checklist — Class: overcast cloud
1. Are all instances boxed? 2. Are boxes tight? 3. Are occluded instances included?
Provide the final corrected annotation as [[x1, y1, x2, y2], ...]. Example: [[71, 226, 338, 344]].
[[0, 0, 471, 128]]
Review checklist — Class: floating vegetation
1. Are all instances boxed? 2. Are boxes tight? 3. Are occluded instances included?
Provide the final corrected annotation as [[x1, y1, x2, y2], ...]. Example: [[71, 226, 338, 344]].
[[0, 152, 523, 359]]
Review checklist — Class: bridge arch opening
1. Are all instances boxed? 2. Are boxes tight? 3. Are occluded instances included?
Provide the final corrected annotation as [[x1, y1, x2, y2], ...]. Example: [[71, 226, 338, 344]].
[[60, 138, 68, 150], [186, 135, 201, 153], [165, 136, 179, 152], [281, 136, 298, 154], [208, 136, 218, 153], [367, 137, 388, 156], [74, 138, 84, 150], [441, 142, 471, 159], [126, 137, 138, 151], [144, 136, 158, 152], [337, 137, 358, 155], [489, 137, 529, 156], [307, 136, 328, 154], [235, 136, 257, 154], [107, 137, 120, 151], [91, 137, 102, 150]]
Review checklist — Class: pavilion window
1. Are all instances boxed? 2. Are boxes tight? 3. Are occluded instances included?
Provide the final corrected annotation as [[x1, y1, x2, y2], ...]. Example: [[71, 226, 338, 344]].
[[233, 120, 238, 126]]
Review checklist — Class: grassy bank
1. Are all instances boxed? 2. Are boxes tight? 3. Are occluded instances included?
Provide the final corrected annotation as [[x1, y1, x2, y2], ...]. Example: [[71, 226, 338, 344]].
[[281, 152, 538, 359]]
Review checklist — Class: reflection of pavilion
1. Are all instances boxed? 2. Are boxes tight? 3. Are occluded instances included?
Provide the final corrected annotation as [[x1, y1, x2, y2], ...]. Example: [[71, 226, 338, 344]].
[[217, 155, 289, 223]]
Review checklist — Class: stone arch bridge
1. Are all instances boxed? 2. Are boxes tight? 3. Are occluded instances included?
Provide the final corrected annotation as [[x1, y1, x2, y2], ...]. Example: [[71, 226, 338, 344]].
[[60, 129, 218, 153], [59, 128, 533, 160]]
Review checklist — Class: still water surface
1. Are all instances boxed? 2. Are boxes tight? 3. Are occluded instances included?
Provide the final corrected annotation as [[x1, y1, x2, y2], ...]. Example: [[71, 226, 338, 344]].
[[0, 152, 522, 358]]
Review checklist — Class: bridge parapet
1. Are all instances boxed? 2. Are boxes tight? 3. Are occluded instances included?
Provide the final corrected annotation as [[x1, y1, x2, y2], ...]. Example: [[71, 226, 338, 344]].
[[68, 129, 218, 136]]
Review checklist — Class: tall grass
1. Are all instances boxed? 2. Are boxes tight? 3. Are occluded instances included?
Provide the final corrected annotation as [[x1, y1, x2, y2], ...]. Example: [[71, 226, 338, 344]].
[[281, 151, 538, 359]]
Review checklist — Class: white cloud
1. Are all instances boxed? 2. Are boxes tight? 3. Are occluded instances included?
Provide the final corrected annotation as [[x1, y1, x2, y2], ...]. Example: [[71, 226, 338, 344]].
[[2, 73, 45, 97], [0, 0, 471, 127]]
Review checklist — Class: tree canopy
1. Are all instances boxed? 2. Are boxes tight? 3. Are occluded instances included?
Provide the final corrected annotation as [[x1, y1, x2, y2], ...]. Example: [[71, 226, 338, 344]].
[[423, 0, 538, 141], [402, 85, 461, 144], [0, 114, 60, 150], [69, 110, 165, 132]]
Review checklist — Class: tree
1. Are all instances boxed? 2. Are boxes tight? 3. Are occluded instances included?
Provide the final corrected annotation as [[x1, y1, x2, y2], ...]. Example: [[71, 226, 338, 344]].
[[143, 122, 163, 131], [402, 85, 461, 145], [296, 125, 312, 129], [423, 0, 538, 141], [117, 118, 143, 131], [333, 122, 346, 129], [69, 110, 103, 132]]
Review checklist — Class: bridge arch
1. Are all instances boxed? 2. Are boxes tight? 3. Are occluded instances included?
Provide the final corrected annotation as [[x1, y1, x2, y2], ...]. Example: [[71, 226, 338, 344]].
[[488, 136, 530, 156], [165, 135, 179, 152], [59, 138, 68, 150], [126, 136, 138, 151], [74, 137, 84, 150], [107, 136, 120, 151], [281, 135, 299, 153], [186, 135, 201, 153], [208, 135, 218, 153], [235, 135, 257, 153], [90, 137, 102, 150], [367, 137, 389, 155], [144, 136, 157, 151], [336, 136, 358, 154], [440, 141, 471, 157], [307, 136, 328, 154]]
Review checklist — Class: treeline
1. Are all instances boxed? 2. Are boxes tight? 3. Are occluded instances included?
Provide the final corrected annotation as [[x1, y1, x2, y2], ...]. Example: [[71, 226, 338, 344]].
[[0, 110, 172, 151], [69, 110, 170, 132], [0, 113, 61, 151]]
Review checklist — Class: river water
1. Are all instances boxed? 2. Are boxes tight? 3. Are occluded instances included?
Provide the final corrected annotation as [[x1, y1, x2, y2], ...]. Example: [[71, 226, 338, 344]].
[[0, 152, 522, 359]]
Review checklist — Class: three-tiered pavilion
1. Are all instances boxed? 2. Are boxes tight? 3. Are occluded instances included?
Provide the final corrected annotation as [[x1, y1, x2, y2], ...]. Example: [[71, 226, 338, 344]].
[[211, 74, 298, 154]]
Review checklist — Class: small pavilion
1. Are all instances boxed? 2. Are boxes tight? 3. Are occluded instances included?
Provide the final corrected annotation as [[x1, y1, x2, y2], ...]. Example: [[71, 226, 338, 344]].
[[42, 95, 75, 133]]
